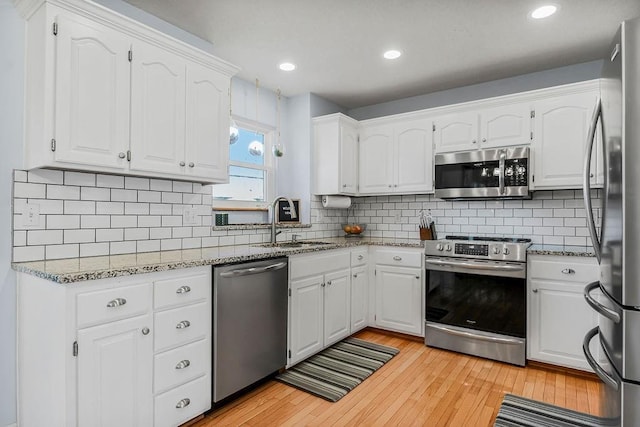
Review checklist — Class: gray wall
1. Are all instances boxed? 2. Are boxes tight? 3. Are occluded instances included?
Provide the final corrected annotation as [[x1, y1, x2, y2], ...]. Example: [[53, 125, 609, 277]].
[[0, 1, 24, 424], [348, 60, 603, 120]]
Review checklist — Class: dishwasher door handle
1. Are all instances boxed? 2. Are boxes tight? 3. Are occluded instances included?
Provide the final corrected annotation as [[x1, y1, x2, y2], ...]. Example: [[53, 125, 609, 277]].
[[219, 261, 288, 278]]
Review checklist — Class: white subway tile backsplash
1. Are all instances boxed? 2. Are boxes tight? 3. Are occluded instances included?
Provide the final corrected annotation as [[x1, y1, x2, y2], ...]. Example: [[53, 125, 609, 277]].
[[124, 228, 150, 241], [13, 231, 26, 246], [125, 177, 150, 190], [138, 216, 161, 227], [64, 229, 95, 244], [96, 174, 124, 188], [96, 228, 124, 242], [137, 240, 160, 253], [110, 241, 137, 255], [150, 203, 172, 215], [13, 245, 45, 262], [111, 189, 137, 202], [64, 171, 95, 187], [47, 215, 80, 230], [150, 227, 172, 239], [80, 242, 109, 257], [81, 187, 110, 201], [111, 216, 137, 228], [96, 202, 124, 215], [172, 181, 193, 193], [124, 203, 149, 215], [14, 170, 27, 182], [150, 179, 172, 191], [45, 244, 79, 260], [160, 239, 182, 251], [47, 185, 79, 200], [138, 191, 161, 203], [162, 215, 182, 227], [65, 201, 96, 215], [162, 192, 183, 204], [81, 215, 111, 229], [14, 182, 46, 199], [27, 230, 63, 245], [27, 169, 64, 184]]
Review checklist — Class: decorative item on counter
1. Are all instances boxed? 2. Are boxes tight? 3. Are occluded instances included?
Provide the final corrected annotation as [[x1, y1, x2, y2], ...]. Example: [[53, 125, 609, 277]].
[[321, 195, 351, 209], [419, 209, 436, 240], [343, 206, 366, 237], [276, 199, 300, 223]]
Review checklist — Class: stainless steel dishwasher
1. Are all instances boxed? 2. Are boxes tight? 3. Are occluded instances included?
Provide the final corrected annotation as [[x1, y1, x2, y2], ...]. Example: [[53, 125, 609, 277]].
[[212, 257, 288, 403]]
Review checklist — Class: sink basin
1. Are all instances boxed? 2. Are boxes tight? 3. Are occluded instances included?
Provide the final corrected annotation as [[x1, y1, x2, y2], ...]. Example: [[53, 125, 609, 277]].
[[257, 241, 333, 249]]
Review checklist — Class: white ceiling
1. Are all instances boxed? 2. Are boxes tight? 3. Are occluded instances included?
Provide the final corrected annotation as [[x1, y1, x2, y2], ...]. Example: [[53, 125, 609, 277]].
[[122, 0, 640, 109]]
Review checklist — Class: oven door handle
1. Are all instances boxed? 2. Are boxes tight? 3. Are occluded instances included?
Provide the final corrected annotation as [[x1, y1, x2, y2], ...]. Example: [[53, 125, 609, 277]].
[[425, 258, 525, 272], [428, 323, 523, 345]]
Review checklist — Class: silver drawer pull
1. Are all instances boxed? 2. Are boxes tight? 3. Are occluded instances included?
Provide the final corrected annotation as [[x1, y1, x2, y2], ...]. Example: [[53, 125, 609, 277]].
[[106, 298, 127, 308], [175, 398, 191, 409], [142, 327, 150, 335], [175, 359, 191, 370], [393, 256, 402, 261], [176, 285, 191, 294], [176, 320, 191, 329], [561, 268, 576, 274], [357, 255, 364, 260]]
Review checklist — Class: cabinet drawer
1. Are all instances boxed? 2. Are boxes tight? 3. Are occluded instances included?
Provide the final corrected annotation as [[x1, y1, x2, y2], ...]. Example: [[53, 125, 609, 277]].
[[154, 375, 210, 427], [528, 256, 598, 283], [154, 302, 209, 352], [154, 269, 210, 310], [351, 248, 368, 267], [77, 282, 151, 328], [290, 249, 350, 279], [375, 248, 422, 268], [154, 339, 209, 394]]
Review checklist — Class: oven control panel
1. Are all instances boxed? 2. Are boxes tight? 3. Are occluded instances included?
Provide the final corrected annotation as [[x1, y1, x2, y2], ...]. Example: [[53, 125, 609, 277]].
[[455, 243, 488, 256]]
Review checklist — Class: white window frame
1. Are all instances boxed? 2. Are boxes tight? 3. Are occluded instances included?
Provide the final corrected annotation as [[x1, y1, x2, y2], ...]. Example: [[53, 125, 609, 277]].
[[212, 117, 276, 210]]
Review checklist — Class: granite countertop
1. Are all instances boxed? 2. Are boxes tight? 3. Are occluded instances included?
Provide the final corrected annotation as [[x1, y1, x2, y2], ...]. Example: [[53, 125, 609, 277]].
[[12, 237, 424, 284], [527, 244, 596, 257]]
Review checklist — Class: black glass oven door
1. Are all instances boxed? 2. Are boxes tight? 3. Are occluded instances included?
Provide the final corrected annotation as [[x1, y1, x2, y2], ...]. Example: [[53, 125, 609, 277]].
[[426, 269, 526, 338]]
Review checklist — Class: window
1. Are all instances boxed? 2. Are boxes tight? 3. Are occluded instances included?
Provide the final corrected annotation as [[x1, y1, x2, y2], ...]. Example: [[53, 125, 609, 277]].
[[212, 119, 275, 209]]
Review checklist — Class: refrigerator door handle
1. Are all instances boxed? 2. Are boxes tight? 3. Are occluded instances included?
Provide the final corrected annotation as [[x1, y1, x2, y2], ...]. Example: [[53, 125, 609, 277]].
[[583, 281, 621, 323], [583, 98, 602, 263], [583, 326, 619, 391]]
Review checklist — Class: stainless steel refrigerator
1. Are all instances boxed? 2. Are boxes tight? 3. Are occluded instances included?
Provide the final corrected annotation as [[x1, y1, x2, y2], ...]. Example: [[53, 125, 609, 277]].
[[583, 16, 640, 427]]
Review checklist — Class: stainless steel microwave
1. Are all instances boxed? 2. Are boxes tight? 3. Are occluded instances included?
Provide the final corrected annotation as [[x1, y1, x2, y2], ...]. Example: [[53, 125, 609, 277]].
[[434, 146, 530, 199]]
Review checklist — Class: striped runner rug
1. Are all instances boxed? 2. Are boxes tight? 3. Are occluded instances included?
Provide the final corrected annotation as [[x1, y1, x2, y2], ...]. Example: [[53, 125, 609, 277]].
[[276, 337, 399, 402], [494, 394, 617, 427]]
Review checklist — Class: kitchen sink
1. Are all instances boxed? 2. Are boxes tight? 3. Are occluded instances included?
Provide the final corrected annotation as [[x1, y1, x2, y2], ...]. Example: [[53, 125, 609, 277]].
[[256, 241, 334, 249]]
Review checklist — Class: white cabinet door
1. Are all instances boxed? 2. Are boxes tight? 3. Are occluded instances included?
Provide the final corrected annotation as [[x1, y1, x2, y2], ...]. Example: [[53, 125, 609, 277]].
[[350, 265, 368, 333], [433, 111, 479, 153], [323, 269, 351, 346], [54, 12, 130, 170], [340, 122, 359, 194], [528, 279, 600, 370], [480, 103, 532, 149], [375, 265, 422, 335], [77, 313, 153, 427], [359, 124, 394, 194], [289, 275, 324, 365], [184, 62, 230, 182], [531, 91, 598, 189], [130, 40, 186, 176], [394, 118, 433, 193]]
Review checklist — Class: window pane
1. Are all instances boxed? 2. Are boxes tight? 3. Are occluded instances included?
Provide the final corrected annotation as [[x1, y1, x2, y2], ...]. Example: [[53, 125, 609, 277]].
[[213, 166, 265, 201], [230, 127, 265, 166]]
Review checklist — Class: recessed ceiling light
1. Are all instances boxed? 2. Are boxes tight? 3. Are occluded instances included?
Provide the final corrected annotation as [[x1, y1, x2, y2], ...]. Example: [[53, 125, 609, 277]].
[[530, 5, 557, 19], [279, 62, 296, 71], [383, 50, 402, 60]]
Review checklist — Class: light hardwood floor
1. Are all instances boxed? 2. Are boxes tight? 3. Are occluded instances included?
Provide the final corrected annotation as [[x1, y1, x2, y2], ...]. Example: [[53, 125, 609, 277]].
[[195, 329, 602, 426]]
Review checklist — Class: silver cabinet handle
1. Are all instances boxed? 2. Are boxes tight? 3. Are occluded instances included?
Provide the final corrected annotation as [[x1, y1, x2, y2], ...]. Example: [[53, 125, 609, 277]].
[[175, 359, 191, 370], [175, 398, 191, 409], [188, 162, 195, 168], [561, 268, 575, 274], [142, 327, 150, 335], [342, 184, 347, 188], [388, 185, 392, 188], [472, 139, 477, 144], [327, 280, 332, 286], [321, 282, 326, 287], [106, 298, 126, 308], [176, 320, 191, 329], [179, 161, 186, 166], [415, 275, 420, 279], [532, 289, 538, 293], [482, 138, 487, 143], [118, 152, 126, 159], [353, 273, 358, 278], [357, 255, 364, 260], [590, 173, 594, 178], [176, 285, 191, 294], [393, 256, 402, 261]]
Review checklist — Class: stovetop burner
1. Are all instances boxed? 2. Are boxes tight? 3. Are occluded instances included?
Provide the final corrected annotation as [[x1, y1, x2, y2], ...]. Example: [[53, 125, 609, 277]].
[[445, 235, 532, 244]]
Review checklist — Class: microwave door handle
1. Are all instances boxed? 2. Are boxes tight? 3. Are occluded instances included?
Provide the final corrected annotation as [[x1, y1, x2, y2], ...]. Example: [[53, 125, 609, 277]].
[[582, 98, 602, 263], [499, 150, 506, 195]]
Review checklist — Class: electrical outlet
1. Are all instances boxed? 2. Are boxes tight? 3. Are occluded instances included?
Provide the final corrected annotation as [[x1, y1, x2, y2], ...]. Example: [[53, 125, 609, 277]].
[[183, 207, 198, 225], [23, 203, 40, 227]]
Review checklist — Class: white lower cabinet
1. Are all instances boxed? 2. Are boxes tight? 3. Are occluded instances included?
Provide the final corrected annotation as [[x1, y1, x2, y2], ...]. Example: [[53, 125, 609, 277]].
[[288, 249, 351, 366], [527, 255, 600, 371], [17, 266, 211, 427], [373, 248, 424, 336]]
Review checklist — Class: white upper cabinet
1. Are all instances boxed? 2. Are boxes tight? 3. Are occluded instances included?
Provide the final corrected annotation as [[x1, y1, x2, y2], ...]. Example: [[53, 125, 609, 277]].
[[130, 40, 186, 177], [312, 113, 359, 195], [18, 0, 238, 183], [51, 9, 131, 170], [434, 102, 531, 153], [530, 85, 600, 189], [359, 116, 433, 195]]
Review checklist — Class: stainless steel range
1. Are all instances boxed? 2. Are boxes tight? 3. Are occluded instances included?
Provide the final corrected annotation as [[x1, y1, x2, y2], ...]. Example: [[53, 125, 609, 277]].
[[424, 235, 531, 366]]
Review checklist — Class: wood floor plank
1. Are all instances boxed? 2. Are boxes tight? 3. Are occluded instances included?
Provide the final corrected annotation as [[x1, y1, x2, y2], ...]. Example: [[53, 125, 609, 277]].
[[194, 329, 603, 426]]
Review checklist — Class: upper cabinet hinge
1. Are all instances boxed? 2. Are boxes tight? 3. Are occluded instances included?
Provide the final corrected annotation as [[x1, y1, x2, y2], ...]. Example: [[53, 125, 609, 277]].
[[50, 138, 56, 152], [52, 22, 58, 36], [532, 175, 535, 183], [432, 124, 436, 132], [530, 110, 535, 118], [73, 341, 78, 357], [126, 150, 131, 161], [288, 288, 291, 297], [128, 49, 132, 62], [288, 350, 291, 359], [530, 131, 533, 140]]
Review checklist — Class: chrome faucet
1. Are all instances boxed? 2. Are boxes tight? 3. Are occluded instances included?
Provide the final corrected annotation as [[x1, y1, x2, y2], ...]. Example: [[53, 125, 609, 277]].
[[270, 196, 298, 243]]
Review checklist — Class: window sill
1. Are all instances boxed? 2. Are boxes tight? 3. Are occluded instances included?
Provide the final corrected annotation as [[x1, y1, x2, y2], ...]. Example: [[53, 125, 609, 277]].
[[211, 223, 312, 231]]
